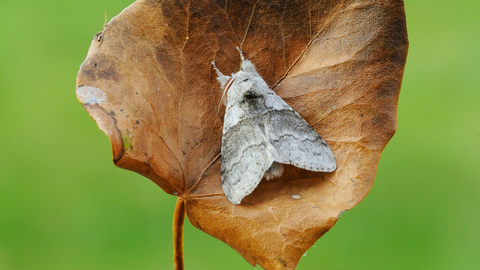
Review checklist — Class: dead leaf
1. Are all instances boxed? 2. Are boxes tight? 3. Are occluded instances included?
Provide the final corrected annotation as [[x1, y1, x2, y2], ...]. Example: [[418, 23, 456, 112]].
[[76, 0, 408, 269]]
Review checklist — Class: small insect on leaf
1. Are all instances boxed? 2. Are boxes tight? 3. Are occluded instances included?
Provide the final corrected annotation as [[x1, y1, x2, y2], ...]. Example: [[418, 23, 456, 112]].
[[213, 48, 336, 205]]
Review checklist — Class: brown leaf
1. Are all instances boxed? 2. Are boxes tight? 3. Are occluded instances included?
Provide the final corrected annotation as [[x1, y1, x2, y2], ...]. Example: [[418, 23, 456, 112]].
[[76, 0, 408, 269]]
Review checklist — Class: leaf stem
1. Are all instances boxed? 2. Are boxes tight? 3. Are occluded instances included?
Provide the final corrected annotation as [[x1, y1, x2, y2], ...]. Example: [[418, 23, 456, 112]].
[[173, 197, 185, 270]]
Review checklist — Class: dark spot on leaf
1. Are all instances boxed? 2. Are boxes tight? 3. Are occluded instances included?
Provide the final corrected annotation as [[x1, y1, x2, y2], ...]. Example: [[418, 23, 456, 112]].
[[109, 110, 116, 116], [80, 56, 119, 82], [182, 150, 186, 156], [98, 67, 118, 82], [94, 31, 103, 40], [136, 120, 140, 124], [277, 258, 287, 267], [350, 178, 358, 186]]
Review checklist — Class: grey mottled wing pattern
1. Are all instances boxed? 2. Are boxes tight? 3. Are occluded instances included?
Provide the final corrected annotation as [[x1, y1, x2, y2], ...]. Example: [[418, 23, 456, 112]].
[[221, 115, 275, 205], [263, 90, 337, 172], [215, 50, 336, 205]]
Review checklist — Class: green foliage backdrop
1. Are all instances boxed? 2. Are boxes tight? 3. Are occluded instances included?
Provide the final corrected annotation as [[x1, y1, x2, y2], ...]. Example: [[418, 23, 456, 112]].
[[1, 0, 479, 269]]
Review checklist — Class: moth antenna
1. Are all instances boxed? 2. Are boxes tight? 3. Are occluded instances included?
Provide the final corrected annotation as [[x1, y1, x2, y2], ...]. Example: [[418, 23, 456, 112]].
[[212, 61, 231, 88], [211, 61, 224, 77], [236, 47, 245, 62]]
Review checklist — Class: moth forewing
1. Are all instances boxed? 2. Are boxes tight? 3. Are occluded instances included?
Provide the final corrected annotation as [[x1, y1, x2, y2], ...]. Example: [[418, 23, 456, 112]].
[[220, 90, 275, 204]]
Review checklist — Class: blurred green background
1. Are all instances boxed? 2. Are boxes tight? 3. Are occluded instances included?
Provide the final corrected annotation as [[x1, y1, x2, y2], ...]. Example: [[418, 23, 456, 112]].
[[1, 0, 479, 269]]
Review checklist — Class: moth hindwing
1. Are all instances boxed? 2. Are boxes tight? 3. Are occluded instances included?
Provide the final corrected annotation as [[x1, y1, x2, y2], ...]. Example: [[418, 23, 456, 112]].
[[213, 49, 336, 205]]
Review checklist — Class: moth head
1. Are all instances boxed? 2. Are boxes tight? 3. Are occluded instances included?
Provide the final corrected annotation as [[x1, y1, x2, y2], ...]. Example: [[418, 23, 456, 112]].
[[214, 49, 264, 111], [226, 71, 268, 108], [233, 72, 255, 92]]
